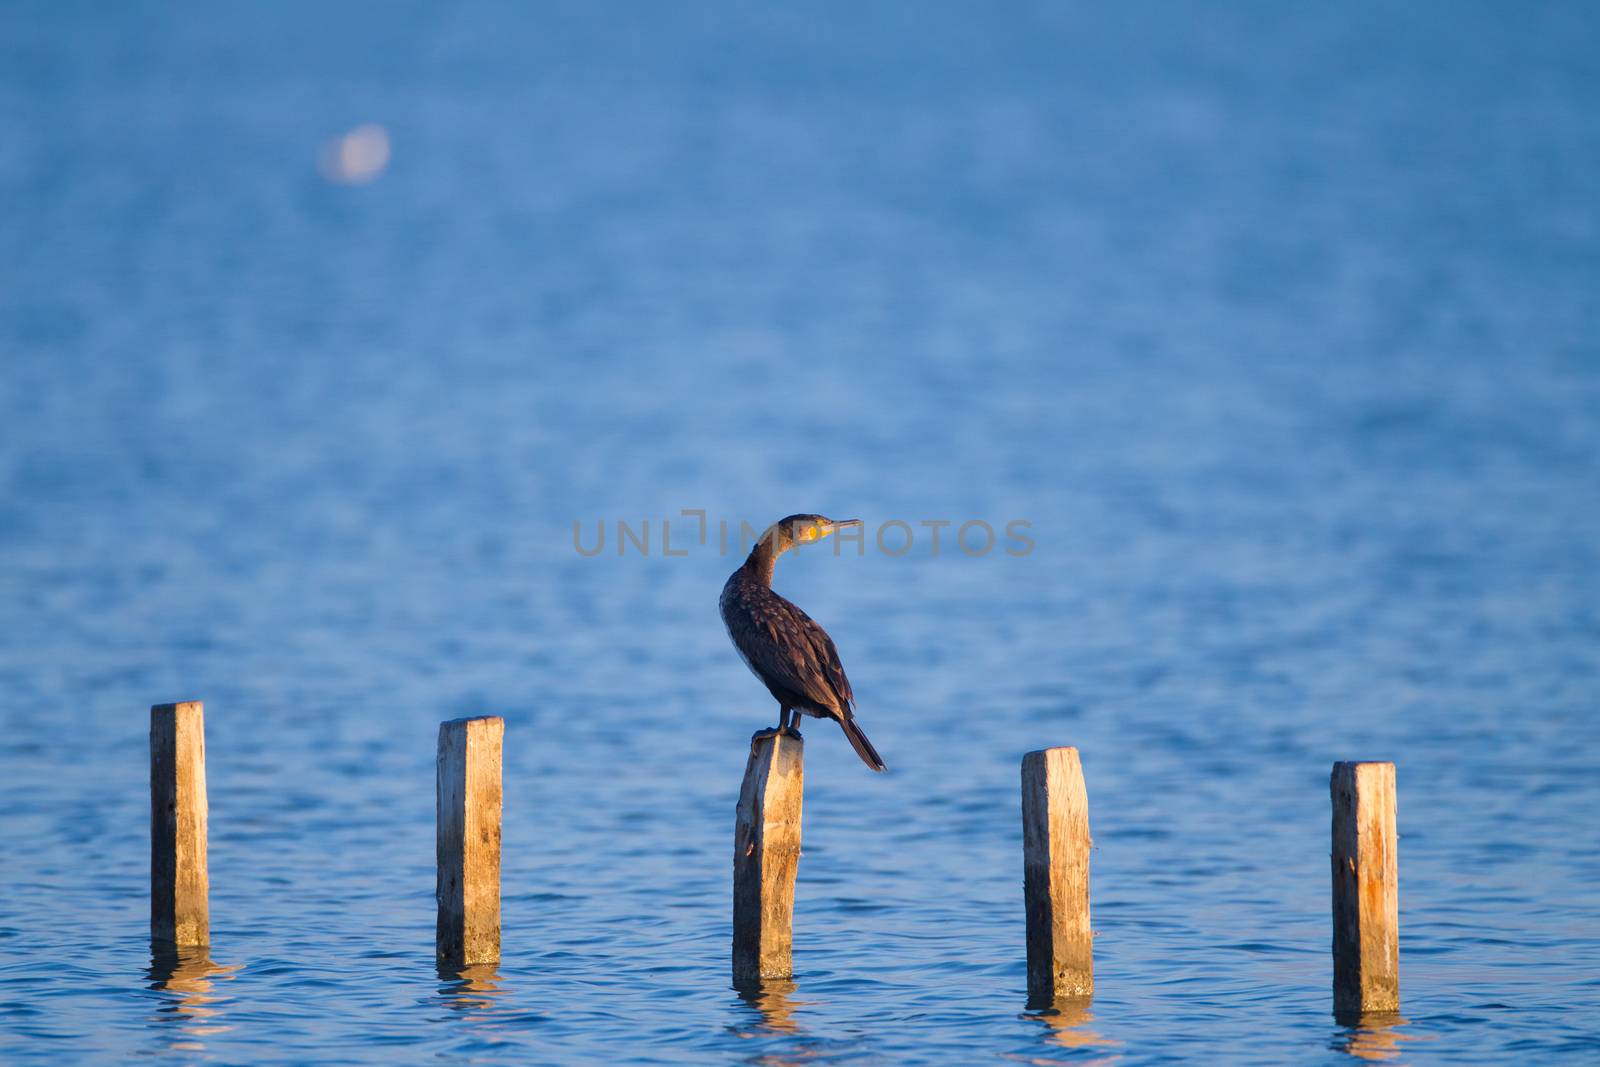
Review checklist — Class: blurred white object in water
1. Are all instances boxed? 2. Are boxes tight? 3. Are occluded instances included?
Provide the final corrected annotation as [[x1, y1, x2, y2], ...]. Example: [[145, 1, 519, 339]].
[[318, 124, 391, 185]]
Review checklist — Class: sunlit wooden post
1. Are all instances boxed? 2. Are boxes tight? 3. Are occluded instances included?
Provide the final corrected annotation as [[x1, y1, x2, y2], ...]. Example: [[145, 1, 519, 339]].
[[1022, 746, 1092, 1004], [151, 700, 209, 946], [733, 731, 804, 986], [1331, 761, 1399, 1015], [437, 716, 504, 966]]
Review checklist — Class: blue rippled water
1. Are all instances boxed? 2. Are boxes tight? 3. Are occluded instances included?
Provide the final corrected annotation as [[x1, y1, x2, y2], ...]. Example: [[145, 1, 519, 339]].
[[2, 2, 1598, 1063]]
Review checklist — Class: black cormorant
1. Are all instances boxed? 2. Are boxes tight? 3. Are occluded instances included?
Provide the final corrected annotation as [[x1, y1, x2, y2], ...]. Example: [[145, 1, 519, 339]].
[[720, 514, 885, 772]]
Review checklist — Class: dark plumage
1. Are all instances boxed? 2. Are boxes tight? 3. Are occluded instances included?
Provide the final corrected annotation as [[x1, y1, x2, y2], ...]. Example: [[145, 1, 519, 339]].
[[720, 513, 885, 772]]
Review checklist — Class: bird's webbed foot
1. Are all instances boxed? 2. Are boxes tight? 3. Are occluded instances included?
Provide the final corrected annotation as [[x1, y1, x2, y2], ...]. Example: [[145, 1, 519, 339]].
[[750, 725, 802, 747]]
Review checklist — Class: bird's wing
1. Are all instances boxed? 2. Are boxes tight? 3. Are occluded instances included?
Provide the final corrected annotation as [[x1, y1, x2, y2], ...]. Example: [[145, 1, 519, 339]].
[[732, 591, 854, 716], [801, 614, 855, 712]]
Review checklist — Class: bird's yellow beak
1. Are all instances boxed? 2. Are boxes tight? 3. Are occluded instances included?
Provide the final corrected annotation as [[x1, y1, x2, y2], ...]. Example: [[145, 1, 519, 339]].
[[815, 519, 863, 540], [798, 518, 863, 542]]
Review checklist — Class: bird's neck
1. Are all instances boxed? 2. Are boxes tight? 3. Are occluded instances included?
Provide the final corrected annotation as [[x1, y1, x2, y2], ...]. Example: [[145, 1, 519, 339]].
[[742, 539, 784, 586]]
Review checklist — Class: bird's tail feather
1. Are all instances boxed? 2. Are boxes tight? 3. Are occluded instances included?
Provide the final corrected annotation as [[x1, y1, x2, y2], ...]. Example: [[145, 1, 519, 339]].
[[841, 717, 886, 772]]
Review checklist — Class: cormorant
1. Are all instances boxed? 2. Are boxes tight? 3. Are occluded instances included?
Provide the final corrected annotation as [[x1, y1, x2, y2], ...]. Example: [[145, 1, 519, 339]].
[[720, 514, 885, 772]]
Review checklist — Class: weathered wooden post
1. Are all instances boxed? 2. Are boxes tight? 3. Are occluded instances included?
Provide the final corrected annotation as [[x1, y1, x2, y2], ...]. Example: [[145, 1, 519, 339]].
[[1022, 746, 1092, 1005], [1331, 761, 1399, 1015], [151, 701, 209, 946], [437, 716, 504, 966], [733, 731, 804, 986]]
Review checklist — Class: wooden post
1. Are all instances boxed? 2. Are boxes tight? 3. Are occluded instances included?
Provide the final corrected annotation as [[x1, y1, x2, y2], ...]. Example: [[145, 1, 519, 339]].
[[436, 716, 504, 966], [1331, 761, 1399, 1015], [150, 701, 209, 946], [1022, 747, 1092, 1004], [733, 731, 804, 986]]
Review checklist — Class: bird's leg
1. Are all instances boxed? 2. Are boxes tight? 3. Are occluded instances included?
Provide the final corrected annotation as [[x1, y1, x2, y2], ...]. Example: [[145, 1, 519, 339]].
[[778, 706, 802, 739], [754, 707, 801, 746]]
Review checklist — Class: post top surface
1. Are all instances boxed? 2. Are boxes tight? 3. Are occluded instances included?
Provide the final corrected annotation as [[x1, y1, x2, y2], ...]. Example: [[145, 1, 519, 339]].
[[1331, 758, 1395, 777], [151, 701, 203, 714], [441, 715, 505, 728]]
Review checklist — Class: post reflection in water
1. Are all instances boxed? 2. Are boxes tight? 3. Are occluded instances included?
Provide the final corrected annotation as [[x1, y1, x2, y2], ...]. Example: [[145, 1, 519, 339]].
[[436, 962, 509, 1015], [1026, 996, 1118, 1059], [1333, 1011, 1414, 1062], [146, 944, 239, 1050], [733, 977, 803, 1035]]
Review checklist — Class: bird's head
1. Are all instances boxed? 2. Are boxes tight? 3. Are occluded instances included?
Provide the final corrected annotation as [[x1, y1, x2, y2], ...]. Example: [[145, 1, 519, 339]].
[[760, 514, 864, 555]]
